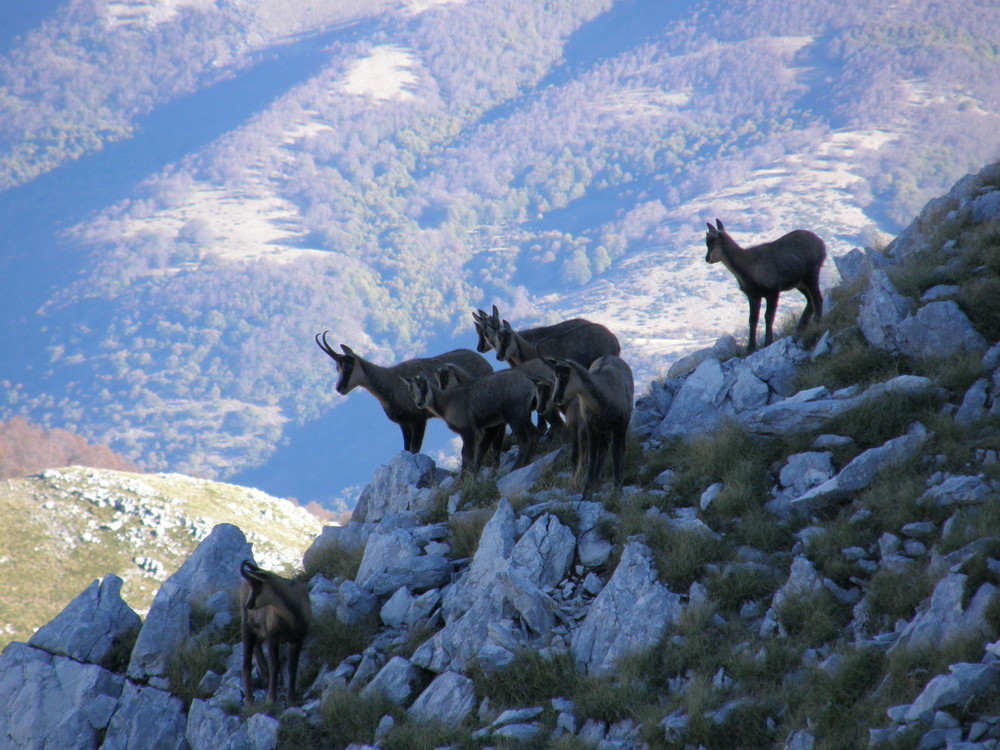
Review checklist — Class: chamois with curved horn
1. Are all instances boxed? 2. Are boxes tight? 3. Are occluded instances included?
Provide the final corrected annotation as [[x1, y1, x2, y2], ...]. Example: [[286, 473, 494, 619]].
[[315, 332, 493, 453], [402, 368, 540, 474], [546, 355, 634, 500], [704, 219, 826, 352], [493, 316, 620, 368], [240, 560, 312, 707]]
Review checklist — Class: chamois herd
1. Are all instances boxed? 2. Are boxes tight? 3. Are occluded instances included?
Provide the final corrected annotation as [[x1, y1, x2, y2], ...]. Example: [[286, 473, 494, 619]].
[[240, 221, 827, 707]]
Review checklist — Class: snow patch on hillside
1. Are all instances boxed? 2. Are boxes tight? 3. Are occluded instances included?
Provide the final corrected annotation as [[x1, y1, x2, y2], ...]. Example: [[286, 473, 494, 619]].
[[340, 45, 418, 101], [545, 127, 899, 386]]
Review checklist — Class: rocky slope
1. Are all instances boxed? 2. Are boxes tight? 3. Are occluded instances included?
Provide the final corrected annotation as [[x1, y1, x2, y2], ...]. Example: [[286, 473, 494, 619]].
[[0, 467, 323, 648], [3, 162, 1000, 749]]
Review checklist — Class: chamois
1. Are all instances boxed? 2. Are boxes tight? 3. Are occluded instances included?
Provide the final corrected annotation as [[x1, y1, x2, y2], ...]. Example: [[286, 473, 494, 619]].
[[315, 332, 493, 453], [438, 357, 565, 442], [403, 368, 540, 474], [704, 219, 826, 352], [240, 560, 312, 707], [494, 317, 620, 369], [546, 355, 634, 500]]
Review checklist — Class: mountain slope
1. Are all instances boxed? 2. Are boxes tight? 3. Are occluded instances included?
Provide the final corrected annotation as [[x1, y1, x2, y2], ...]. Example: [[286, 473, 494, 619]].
[[1, 0, 999, 506], [0, 466, 323, 648]]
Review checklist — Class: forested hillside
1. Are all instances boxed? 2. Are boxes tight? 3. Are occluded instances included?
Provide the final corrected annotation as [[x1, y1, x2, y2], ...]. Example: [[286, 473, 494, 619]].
[[1, 0, 999, 506]]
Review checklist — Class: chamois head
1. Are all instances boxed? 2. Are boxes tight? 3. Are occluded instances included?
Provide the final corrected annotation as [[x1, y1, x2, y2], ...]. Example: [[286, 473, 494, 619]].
[[495, 320, 522, 363], [704, 218, 728, 264], [544, 356, 583, 407], [472, 305, 501, 353], [315, 331, 360, 394], [402, 372, 434, 411]]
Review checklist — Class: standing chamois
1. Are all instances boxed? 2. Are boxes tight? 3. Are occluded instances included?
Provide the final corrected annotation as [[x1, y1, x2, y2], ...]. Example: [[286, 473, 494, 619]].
[[545, 355, 634, 500], [704, 219, 826, 352], [403, 368, 540, 474], [493, 317, 620, 368], [240, 560, 312, 707], [315, 332, 493, 453]]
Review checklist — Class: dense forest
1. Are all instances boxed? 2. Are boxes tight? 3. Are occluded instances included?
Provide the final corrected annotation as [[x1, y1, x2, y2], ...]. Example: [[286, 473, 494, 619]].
[[1, 0, 999, 503]]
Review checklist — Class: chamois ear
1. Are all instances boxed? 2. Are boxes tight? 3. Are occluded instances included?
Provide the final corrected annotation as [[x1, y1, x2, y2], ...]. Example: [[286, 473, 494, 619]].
[[715, 218, 725, 232], [240, 560, 265, 585], [340, 344, 356, 358], [502, 319, 513, 332], [491, 304, 500, 319], [434, 365, 452, 389]]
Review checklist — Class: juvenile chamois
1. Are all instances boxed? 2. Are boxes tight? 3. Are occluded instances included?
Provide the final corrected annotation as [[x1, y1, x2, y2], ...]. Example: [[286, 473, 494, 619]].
[[240, 560, 312, 707], [493, 317, 620, 368], [315, 332, 493, 453], [545, 355, 634, 500], [438, 357, 565, 447], [704, 219, 826, 352], [403, 368, 540, 474]]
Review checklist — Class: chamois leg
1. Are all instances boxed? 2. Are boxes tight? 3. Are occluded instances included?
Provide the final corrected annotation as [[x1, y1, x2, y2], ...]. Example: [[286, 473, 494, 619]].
[[265, 637, 281, 704], [583, 431, 610, 500], [511, 419, 538, 470], [611, 426, 628, 489], [402, 417, 428, 454], [762, 293, 779, 348], [746, 295, 762, 352], [458, 431, 477, 474], [286, 640, 302, 707], [478, 424, 505, 469], [241, 631, 258, 705]]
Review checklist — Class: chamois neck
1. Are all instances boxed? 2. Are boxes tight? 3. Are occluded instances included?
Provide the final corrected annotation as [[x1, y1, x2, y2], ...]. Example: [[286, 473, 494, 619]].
[[716, 234, 757, 283]]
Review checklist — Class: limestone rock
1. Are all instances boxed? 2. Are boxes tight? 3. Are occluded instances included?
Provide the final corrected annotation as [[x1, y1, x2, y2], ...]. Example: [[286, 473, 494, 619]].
[[408, 671, 476, 727], [352, 451, 444, 523], [497, 449, 562, 498], [789, 424, 928, 515], [893, 573, 999, 653], [571, 542, 683, 676], [655, 358, 733, 439], [355, 528, 451, 596], [28, 574, 140, 666], [128, 523, 252, 682], [0, 642, 124, 750], [102, 682, 188, 750], [360, 656, 419, 706], [904, 662, 1000, 723]]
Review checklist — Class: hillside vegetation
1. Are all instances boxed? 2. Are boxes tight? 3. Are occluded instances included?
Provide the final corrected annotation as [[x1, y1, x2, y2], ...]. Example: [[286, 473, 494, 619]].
[[0, 466, 323, 649], [4, 162, 1000, 750], [1, 0, 999, 504]]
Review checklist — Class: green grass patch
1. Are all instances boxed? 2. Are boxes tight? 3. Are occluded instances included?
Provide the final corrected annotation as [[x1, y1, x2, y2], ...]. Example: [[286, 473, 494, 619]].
[[447, 505, 496, 561], [795, 331, 906, 392], [302, 540, 364, 582], [303, 611, 380, 684], [773, 590, 851, 648]]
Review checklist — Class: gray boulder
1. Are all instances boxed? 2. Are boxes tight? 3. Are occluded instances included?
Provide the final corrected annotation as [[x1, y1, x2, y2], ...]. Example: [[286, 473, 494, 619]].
[[919, 475, 994, 507], [408, 671, 476, 727], [361, 656, 419, 706], [858, 269, 912, 352], [102, 681, 188, 750], [571, 542, 683, 676], [955, 379, 990, 428], [352, 451, 445, 523], [356, 528, 450, 596], [0, 642, 124, 750], [442, 499, 517, 621], [497, 449, 563, 498], [129, 523, 252, 682], [893, 573, 999, 653], [28, 574, 140, 666], [904, 662, 1000, 723], [186, 696, 278, 750], [655, 358, 733, 439], [789, 424, 928, 515], [666, 336, 739, 379], [895, 301, 986, 359], [510, 513, 576, 589]]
